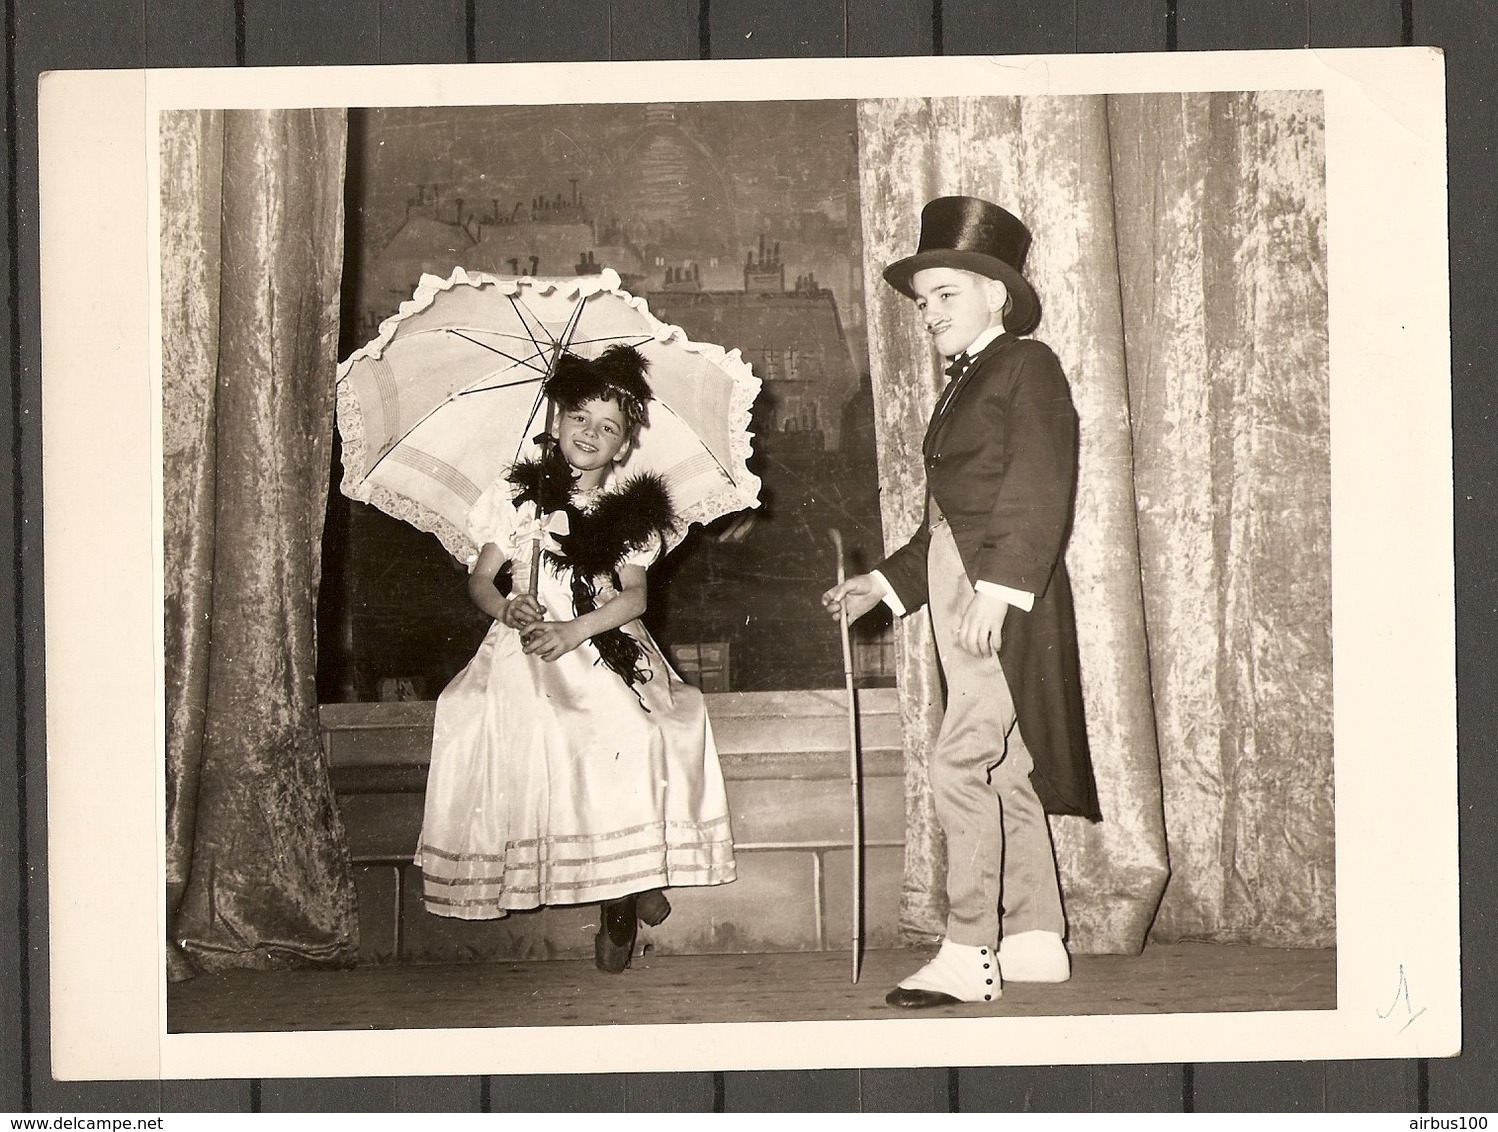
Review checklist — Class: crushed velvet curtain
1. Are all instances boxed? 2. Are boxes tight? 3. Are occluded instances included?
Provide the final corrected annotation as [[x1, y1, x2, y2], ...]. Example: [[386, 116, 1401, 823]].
[[857, 91, 1332, 952], [161, 108, 358, 979]]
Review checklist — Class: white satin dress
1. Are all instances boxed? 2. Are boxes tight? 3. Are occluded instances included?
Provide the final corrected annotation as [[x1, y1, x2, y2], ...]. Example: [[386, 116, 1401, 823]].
[[414, 476, 737, 919]]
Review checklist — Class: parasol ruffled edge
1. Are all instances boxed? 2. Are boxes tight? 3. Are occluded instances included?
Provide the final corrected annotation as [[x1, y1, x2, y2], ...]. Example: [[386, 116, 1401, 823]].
[[334, 265, 763, 563]]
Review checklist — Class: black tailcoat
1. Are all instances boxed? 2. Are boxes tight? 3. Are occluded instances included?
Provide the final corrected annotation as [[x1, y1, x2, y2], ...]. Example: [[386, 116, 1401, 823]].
[[878, 334, 1101, 821]]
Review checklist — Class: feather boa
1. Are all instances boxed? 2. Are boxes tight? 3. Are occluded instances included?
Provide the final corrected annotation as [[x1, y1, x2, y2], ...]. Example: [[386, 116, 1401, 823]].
[[507, 450, 677, 691]]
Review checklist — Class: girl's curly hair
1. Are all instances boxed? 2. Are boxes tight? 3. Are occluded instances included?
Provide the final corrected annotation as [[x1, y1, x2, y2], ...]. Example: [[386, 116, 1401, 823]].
[[544, 344, 653, 441]]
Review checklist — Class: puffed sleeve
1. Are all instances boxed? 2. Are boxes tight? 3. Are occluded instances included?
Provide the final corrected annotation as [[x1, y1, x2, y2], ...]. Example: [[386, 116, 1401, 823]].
[[621, 530, 665, 571], [462, 477, 519, 570]]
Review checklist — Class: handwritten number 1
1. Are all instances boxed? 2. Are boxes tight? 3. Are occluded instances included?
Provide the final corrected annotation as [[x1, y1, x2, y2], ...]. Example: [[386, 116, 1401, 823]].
[[1377, 964, 1427, 1035]]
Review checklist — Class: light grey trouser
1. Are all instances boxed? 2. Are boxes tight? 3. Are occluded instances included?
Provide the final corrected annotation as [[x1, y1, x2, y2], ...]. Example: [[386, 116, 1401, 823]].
[[927, 520, 1066, 948]]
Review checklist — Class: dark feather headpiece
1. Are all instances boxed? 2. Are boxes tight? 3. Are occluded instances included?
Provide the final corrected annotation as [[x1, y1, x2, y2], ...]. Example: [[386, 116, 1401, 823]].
[[545, 344, 653, 439]]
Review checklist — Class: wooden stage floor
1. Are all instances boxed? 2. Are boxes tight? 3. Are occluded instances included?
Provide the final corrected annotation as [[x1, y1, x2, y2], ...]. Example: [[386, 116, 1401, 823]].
[[169, 943, 1335, 1033]]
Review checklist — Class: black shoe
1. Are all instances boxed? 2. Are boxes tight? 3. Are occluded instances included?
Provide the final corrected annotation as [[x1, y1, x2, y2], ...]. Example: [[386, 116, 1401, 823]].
[[636, 889, 671, 927], [885, 986, 963, 1008], [594, 895, 638, 974]]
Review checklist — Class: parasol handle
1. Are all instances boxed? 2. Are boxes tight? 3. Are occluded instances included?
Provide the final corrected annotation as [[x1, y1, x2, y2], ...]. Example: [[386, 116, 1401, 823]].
[[527, 531, 544, 598], [829, 527, 863, 984], [527, 527, 545, 600], [527, 348, 564, 600]]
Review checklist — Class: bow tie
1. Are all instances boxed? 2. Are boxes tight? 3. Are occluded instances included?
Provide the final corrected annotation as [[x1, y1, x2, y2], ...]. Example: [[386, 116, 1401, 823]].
[[944, 353, 972, 380]]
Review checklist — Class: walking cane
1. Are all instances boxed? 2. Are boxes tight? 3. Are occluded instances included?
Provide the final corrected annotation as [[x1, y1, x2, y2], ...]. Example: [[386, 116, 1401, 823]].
[[829, 528, 864, 984]]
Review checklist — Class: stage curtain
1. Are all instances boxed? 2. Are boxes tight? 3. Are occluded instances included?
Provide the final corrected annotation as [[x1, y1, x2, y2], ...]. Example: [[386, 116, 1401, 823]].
[[856, 90, 1331, 951], [161, 108, 358, 978]]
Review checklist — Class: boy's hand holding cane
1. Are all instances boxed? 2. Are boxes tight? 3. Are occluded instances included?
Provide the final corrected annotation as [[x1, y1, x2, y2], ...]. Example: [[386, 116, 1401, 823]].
[[821, 573, 885, 625]]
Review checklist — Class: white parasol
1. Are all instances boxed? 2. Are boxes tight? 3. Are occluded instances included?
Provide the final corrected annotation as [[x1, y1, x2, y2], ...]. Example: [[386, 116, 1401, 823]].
[[335, 267, 762, 563]]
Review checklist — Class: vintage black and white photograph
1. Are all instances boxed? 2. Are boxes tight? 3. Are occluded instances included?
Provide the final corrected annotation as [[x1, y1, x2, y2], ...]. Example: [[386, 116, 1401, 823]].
[[39, 50, 1458, 1079]]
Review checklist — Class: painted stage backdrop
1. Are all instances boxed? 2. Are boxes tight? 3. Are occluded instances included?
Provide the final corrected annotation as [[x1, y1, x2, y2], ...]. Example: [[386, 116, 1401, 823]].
[[318, 101, 893, 701]]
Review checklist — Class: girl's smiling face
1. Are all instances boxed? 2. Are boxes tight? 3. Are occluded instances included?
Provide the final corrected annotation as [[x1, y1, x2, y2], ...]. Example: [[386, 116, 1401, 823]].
[[556, 396, 630, 484]]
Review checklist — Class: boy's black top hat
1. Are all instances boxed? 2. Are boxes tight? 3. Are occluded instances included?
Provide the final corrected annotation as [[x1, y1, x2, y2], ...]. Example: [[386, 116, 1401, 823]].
[[883, 196, 1041, 334]]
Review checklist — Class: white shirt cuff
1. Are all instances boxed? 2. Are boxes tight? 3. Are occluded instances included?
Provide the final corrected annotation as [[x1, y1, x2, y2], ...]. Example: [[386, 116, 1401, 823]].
[[976, 580, 1035, 612], [870, 570, 907, 617]]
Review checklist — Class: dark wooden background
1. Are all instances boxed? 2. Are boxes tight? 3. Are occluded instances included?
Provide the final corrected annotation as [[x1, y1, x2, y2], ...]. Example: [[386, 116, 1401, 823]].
[[5, 0, 1494, 1114]]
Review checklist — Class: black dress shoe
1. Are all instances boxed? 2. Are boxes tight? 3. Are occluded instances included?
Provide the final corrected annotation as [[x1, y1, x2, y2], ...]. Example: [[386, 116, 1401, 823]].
[[886, 986, 963, 1008], [636, 889, 671, 926], [595, 895, 638, 974]]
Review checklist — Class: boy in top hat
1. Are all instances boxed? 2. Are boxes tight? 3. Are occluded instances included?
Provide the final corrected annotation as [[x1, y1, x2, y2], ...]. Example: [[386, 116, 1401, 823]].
[[823, 196, 1100, 1007]]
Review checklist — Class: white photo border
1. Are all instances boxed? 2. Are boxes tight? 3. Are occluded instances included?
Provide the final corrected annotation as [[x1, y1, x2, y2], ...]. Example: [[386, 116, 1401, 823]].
[[38, 48, 1456, 1080]]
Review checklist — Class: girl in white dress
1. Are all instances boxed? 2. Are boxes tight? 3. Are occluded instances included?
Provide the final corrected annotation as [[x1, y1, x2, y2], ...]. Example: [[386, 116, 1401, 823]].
[[415, 346, 736, 972]]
